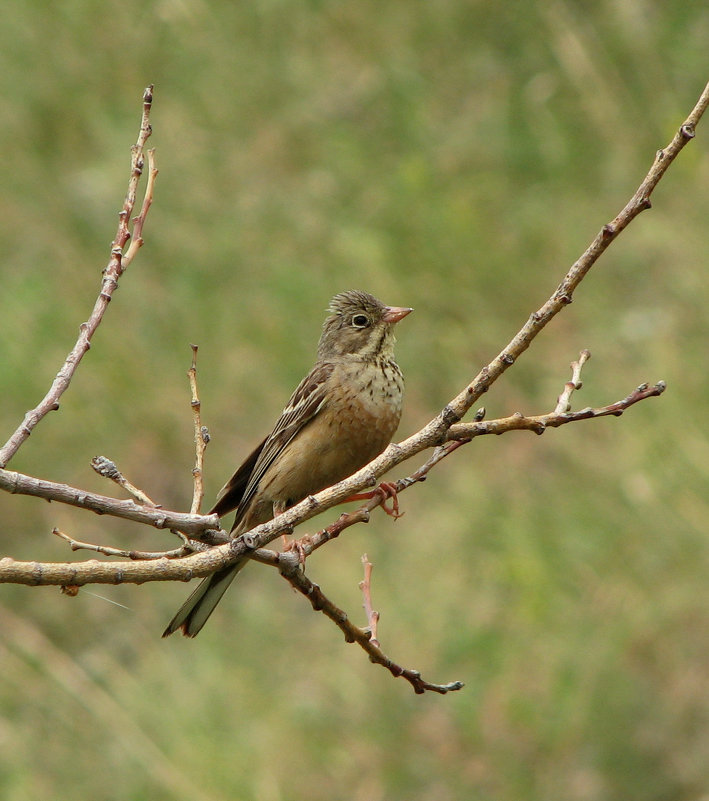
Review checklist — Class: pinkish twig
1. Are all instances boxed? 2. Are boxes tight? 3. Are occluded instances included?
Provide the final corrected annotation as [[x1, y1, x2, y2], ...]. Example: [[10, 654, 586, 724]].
[[0, 86, 156, 468]]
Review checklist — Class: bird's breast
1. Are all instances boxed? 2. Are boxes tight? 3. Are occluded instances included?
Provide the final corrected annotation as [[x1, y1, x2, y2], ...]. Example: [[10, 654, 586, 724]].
[[326, 357, 404, 461], [257, 358, 404, 510]]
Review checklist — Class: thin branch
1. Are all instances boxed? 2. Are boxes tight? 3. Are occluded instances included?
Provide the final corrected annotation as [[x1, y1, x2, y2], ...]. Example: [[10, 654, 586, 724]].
[[0, 86, 156, 468], [113, 90, 154, 261], [359, 553, 380, 647], [53, 528, 191, 561], [0, 468, 218, 535], [278, 553, 464, 695], [187, 345, 210, 515], [554, 349, 590, 413], [447, 380, 666, 441], [436, 81, 709, 436], [122, 147, 158, 267]]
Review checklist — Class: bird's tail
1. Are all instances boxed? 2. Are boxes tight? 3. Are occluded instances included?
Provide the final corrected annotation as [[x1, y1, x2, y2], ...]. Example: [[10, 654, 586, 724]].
[[162, 559, 248, 638]]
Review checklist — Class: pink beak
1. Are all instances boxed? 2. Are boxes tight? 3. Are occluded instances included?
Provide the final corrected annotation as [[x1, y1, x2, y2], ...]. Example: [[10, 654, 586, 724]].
[[382, 305, 413, 324]]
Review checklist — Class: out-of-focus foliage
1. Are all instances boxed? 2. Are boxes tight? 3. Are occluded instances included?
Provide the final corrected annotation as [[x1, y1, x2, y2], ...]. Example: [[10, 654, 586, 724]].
[[0, 2, 708, 800]]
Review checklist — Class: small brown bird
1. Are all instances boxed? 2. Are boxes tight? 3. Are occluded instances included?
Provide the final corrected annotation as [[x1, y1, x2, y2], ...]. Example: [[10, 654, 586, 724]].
[[163, 290, 412, 637]]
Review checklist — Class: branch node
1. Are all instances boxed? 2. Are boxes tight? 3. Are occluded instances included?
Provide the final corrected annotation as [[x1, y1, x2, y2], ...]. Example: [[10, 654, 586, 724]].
[[90, 455, 158, 506], [242, 533, 257, 548], [441, 404, 462, 428], [303, 494, 320, 512], [680, 123, 695, 140]]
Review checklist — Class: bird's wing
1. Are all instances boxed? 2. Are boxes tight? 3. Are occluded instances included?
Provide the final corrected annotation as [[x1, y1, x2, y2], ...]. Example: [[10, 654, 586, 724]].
[[209, 437, 267, 517], [228, 361, 335, 528]]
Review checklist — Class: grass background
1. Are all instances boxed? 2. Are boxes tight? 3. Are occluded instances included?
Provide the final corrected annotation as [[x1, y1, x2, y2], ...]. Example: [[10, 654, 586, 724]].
[[0, 2, 708, 800]]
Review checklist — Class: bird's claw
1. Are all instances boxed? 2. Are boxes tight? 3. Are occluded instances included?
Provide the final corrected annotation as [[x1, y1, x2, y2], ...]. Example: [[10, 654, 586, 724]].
[[283, 534, 312, 565], [376, 481, 402, 518], [347, 481, 403, 518]]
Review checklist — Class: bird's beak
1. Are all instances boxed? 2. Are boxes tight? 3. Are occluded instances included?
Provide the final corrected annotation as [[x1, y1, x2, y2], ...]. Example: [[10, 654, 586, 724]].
[[382, 305, 413, 323]]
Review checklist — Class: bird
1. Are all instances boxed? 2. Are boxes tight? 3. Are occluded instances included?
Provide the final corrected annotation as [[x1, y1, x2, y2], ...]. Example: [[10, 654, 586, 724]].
[[163, 290, 412, 637]]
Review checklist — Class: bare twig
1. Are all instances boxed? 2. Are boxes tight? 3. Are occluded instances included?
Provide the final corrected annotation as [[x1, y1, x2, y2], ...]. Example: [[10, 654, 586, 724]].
[[0, 86, 156, 468], [122, 147, 158, 267], [359, 554, 380, 647], [433, 81, 709, 440], [91, 456, 159, 506], [278, 553, 464, 695], [554, 349, 591, 413], [0, 468, 217, 535], [113, 90, 154, 263], [187, 345, 210, 514], [53, 528, 191, 560], [447, 380, 666, 441]]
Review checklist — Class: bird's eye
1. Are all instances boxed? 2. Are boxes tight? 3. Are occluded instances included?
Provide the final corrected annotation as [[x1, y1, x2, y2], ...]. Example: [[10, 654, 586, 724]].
[[351, 314, 370, 328]]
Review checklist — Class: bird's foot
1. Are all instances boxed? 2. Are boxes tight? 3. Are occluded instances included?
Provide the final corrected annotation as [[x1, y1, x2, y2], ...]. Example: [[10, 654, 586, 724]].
[[347, 481, 402, 518], [283, 533, 312, 565]]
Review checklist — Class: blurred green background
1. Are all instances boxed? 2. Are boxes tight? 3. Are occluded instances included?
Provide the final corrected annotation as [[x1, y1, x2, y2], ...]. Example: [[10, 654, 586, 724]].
[[1, 2, 708, 800]]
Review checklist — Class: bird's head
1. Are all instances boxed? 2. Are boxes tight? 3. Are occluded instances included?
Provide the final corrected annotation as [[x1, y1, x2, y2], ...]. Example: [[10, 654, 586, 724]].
[[318, 289, 412, 361]]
